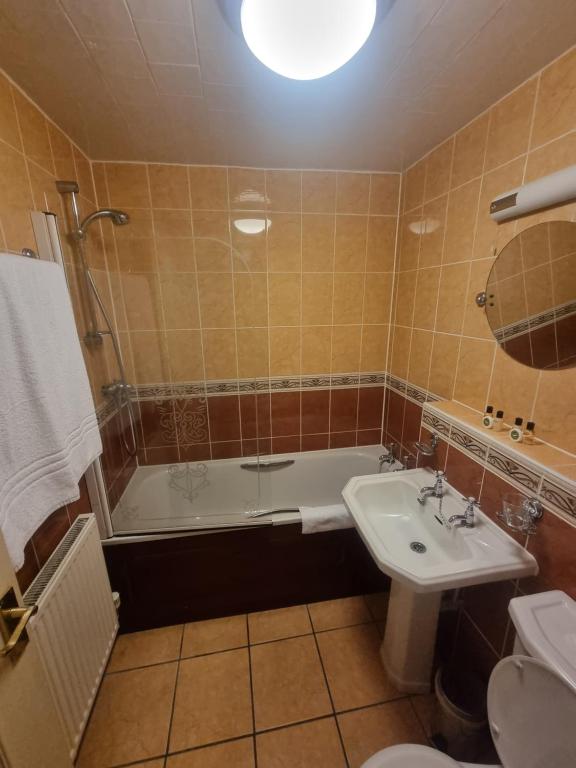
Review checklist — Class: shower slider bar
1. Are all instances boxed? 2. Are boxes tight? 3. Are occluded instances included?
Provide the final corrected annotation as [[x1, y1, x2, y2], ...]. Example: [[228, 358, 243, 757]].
[[240, 459, 295, 471]]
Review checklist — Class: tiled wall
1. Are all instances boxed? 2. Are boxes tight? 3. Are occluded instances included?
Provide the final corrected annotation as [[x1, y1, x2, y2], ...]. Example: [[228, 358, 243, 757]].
[[89, 161, 399, 461], [390, 46, 576, 456]]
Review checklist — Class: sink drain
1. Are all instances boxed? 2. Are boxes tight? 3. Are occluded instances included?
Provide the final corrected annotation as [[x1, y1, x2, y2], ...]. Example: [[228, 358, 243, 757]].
[[410, 541, 427, 554]]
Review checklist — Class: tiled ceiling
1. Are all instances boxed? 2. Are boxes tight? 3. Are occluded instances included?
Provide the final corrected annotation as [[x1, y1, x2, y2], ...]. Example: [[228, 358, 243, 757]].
[[0, 0, 575, 171]]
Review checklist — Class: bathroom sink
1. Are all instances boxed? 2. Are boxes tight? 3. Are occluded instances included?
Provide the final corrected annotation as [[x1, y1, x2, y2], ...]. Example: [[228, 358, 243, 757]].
[[342, 468, 538, 593]]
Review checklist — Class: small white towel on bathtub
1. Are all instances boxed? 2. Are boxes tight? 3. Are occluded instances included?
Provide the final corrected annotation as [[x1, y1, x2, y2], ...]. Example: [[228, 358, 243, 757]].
[[0, 253, 102, 568], [301, 504, 354, 534]]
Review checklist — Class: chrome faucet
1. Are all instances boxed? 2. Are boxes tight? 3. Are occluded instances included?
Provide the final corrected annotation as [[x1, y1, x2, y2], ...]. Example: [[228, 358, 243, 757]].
[[448, 497, 479, 528], [417, 470, 445, 505], [379, 443, 398, 472]]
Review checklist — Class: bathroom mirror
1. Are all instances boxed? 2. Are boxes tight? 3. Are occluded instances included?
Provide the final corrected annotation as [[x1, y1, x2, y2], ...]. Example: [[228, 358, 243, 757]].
[[484, 220, 576, 369]]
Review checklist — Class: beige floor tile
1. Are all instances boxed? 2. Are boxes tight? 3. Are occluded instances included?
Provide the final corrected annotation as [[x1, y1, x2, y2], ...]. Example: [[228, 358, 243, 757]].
[[169, 648, 252, 751], [337, 701, 427, 768], [364, 592, 390, 622], [316, 625, 399, 711], [248, 605, 312, 644], [256, 717, 347, 768], [131, 762, 165, 767], [410, 693, 439, 738], [251, 635, 332, 730], [77, 663, 177, 767], [166, 737, 255, 767], [308, 596, 372, 631], [107, 625, 183, 673], [181, 614, 247, 657]]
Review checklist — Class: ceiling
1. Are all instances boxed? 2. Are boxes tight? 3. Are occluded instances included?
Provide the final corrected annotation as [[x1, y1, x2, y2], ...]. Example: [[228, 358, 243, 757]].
[[0, 0, 575, 171]]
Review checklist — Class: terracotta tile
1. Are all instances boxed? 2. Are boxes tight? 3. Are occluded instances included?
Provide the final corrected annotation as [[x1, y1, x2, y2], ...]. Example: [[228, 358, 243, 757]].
[[108, 625, 183, 672], [240, 393, 271, 439], [316, 625, 399, 711], [211, 440, 242, 459], [364, 592, 389, 622], [169, 649, 252, 751], [444, 445, 484, 500], [140, 400, 177, 447], [452, 612, 499, 684], [309, 596, 371, 632], [301, 433, 329, 451], [271, 392, 301, 437], [248, 605, 312, 644], [385, 390, 405, 444], [167, 738, 255, 767], [462, 580, 517, 655], [272, 435, 301, 454], [337, 700, 426, 768], [78, 663, 177, 767], [524, 509, 576, 600], [330, 389, 359, 432], [32, 508, 71, 567], [180, 443, 211, 462], [16, 541, 40, 594], [141, 445, 180, 465], [356, 429, 382, 446], [357, 387, 384, 430], [330, 431, 356, 448], [402, 400, 423, 451], [301, 390, 330, 435], [181, 615, 247, 657], [174, 397, 209, 445], [251, 635, 332, 730], [208, 395, 241, 442], [256, 717, 346, 768]]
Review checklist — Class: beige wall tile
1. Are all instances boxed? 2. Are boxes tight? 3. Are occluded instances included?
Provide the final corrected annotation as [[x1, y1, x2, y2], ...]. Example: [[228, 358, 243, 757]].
[[533, 369, 576, 454], [443, 178, 481, 264], [531, 47, 576, 148], [524, 131, 576, 182], [130, 330, 170, 383], [488, 346, 539, 425], [193, 211, 231, 271], [363, 273, 393, 324], [49, 123, 75, 178], [369, 174, 400, 215], [302, 273, 334, 325], [269, 327, 301, 376], [228, 167, 266, 210], [198, 273, 235, 328], [473, 158, 524, 261], [396, 211, 421, 271], [268, 273, 301, 326], [451, 112, 490, 189], [13, 90, 53, 174], [202, 329, 238, 379], [302, 326, 332, 375], [461, 258, 495, 339], [393, 271, 417, 327], [331, 325, 361, 373], [484, 78, 537, 172], [413, 267, 440, 331], [160, 272, 199, 329], [334, 215, 367, 272], [231, 221, 268, 272], [155, 237, 195, 272], [122, 272, 163, 330], [0, 141, 33, 210], [419, 196, 447, 269], [336, 172, 370, 214], [167, 329, 204, 381], [189, 166, 228, 210], [361, 325, 389, 373], [389, 325, 411, 379], [302, 214, 335, 271], [435, 262, 471, 334], [366, 217, 396, 272], [0, 77, 21, 150], [404, 159, 426, 212], [149, 164, 189, 208], [333, 273, 364, 325], [106, 162, 151, 207], [424, 138, 453, 202], [266, 170, 301, 212], [234, 273, 268, 327], [237, 327, 269, 378], [267, 213, 301, 272], [429, 333, 460, 399], [453, 337, 495, 412], [407, 328, 433, 390], [302, 171, 336, 213], [154, 209, 193, 238]]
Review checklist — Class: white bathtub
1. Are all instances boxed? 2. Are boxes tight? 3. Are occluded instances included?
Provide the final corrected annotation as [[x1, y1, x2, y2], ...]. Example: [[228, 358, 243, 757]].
[[112, 445, 385, 536]]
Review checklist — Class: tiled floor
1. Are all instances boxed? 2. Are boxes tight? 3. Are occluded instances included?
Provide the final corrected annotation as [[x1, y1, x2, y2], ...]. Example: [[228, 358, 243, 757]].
[[77, 594, 432, 768]]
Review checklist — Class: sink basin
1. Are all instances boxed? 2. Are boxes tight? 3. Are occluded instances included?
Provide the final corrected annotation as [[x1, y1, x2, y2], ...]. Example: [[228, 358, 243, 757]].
[[342, 468, 538, 593], [342, 468, 540, 693]]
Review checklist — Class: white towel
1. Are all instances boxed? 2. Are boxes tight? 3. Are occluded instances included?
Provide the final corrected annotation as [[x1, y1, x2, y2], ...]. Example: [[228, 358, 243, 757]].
[[301, 504, 354, 534], [0, 254, 102, 568]]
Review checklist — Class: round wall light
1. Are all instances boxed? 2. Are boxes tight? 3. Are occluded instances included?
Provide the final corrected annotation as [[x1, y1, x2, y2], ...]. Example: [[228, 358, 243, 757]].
[[240, 0, 377, 80], [233, 217, 271, 235]]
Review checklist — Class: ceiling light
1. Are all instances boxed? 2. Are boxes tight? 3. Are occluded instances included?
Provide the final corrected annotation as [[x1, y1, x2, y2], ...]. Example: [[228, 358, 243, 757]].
[[409, 219, 440, 236], [240, 0, 377, 80], [234, 218, 271, 235]]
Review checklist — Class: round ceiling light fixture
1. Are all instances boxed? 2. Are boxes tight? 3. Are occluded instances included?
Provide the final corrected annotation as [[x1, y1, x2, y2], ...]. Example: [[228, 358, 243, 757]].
[[240, 0, 377, 80]]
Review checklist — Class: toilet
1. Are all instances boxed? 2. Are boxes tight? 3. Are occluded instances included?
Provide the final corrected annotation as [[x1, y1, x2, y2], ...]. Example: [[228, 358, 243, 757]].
[[362, 590, 576, 768]]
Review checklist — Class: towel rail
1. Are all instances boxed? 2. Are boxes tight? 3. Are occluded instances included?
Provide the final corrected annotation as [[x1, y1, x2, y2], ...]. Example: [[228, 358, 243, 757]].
[[2, 248, 38, 258]]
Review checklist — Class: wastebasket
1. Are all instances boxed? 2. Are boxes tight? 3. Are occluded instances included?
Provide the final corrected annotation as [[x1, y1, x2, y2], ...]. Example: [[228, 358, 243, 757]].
[[432, 665, 488, 762]]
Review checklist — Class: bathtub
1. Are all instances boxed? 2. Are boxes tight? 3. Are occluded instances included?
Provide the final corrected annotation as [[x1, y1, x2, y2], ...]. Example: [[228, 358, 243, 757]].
[[112, 445, 385, 536]]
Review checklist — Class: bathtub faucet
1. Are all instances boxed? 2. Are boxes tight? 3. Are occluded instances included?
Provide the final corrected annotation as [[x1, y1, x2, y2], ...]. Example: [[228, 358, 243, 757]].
[[379, 443, 398, 472]]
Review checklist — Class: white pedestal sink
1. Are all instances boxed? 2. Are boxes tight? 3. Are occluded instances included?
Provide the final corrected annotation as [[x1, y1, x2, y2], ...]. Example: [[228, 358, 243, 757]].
[[342, 469, 538, 693]]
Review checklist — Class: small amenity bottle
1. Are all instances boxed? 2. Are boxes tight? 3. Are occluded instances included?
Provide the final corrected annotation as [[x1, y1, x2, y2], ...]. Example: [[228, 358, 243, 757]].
[[524, 421, 536, 445], [510, 417, 524, 442], [493, 410, 504, 432], [482, 405, 495, 428]]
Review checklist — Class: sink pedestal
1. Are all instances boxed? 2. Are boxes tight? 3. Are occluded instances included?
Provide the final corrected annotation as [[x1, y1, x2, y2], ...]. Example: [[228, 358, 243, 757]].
[[381, 580, 441, 694]]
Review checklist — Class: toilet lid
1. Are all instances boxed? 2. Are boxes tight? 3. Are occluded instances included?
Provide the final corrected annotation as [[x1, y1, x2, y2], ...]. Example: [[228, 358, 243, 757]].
[[361, 744, 460, 768], [488, 655, 576, 768]]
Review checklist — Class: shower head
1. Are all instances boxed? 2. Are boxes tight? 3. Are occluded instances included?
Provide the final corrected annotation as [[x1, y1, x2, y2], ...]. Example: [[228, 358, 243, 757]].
[[77, 208, 130, 237]]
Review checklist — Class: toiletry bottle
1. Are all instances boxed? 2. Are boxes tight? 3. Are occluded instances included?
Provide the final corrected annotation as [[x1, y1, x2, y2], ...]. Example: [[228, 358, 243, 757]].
[[510, 417, 524, 442], [493, 410, 504, 432], [524, 421, 536, 445], [482, 405, 494, 428]]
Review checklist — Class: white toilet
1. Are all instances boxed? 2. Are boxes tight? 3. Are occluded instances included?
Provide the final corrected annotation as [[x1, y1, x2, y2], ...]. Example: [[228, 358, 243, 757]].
[[362, 590, 576, 768]]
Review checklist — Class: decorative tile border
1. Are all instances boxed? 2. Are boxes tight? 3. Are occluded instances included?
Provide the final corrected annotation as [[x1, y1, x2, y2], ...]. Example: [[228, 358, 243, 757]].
[[485, 448, 541, 495], [422, 410, 451, 437], [450, 425, 488, 462], [494, 300, 576, 342], [387, 375, 440, 406]]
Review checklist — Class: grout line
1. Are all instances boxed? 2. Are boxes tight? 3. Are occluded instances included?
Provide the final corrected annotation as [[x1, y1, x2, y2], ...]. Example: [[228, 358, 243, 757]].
[[245, 613, 258, 768], [162, 625, 185, 759]]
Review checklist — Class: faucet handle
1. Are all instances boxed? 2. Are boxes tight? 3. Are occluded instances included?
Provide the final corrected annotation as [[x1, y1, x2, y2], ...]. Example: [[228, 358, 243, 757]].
[[462, 496, 479, 506], [434, 470, 445, 478]]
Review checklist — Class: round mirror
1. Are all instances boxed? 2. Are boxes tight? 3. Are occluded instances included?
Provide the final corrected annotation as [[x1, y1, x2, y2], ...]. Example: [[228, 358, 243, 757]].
[[485, 221, 576, 370]]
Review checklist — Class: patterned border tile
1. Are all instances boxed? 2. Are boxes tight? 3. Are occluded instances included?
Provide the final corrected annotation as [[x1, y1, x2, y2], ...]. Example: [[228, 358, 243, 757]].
[[540, 477, 576, 521], [485, 448, 541, 494], [422, 410, 451, 437], [450, 426, 488, 461]]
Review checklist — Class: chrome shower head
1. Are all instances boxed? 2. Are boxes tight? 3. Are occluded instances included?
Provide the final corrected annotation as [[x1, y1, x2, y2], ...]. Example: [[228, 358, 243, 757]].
[[77, 208, 130, 238]]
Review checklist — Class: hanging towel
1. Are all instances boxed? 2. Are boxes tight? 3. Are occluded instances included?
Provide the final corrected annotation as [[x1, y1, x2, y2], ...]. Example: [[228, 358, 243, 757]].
[[301, 503, 354, 534], [0, 254, 102, 568]]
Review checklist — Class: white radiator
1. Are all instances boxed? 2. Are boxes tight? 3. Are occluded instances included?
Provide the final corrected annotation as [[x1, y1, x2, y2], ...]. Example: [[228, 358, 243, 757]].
[[23, 514, 118, 759]]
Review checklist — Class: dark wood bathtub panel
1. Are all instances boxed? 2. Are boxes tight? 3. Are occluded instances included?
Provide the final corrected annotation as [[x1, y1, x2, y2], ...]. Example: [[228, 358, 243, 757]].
[[104, 525, 388, 633]]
